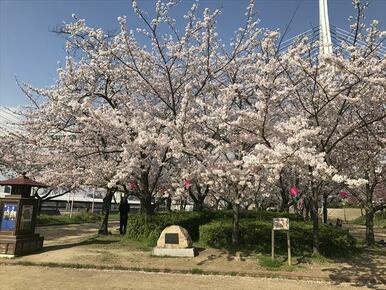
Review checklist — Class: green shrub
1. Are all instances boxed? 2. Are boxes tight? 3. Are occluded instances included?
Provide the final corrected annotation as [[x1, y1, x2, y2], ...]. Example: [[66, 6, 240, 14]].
[[199, 220, 355, 257], [209, 210, 303, 222], [191, 268, 204, 274], [126, 210, 303, 246], [200, 220, 312, 254], [199, 220, 233, 249], [319, 226, 356, 257], [258, 255, 283, 269]]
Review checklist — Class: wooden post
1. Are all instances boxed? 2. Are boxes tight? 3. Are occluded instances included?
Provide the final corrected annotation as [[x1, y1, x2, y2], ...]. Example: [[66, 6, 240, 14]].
[[271, 229, 275, 260], [287, 231, 291, 265], [272, 218, 291, 264]]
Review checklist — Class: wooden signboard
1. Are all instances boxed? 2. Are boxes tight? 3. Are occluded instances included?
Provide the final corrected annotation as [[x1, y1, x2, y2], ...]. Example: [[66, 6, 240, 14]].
[[272, 218, 291, 265], [273, 218, 289, 231]]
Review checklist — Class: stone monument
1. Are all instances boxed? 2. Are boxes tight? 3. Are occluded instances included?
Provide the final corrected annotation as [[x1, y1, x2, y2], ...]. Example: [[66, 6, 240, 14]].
[[152, 225, 195, 257]]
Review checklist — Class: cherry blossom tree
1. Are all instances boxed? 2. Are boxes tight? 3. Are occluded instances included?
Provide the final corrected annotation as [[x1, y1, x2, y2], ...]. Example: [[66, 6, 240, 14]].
[[333, 126, 385, 245], [0, 0, 383, 250], [274, 10, 386, 252], [170, 26, 334, 247]]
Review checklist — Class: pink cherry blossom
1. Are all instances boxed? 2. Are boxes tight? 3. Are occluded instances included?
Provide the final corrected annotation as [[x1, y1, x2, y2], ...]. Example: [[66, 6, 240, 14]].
[[289, 186, 299, 198], [183, 179, 192, 190], [339, 191, 348, 199]]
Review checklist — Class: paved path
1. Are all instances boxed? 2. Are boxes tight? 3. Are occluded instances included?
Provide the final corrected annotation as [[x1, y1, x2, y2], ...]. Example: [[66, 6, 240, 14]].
[[0, 265, 372, 290]]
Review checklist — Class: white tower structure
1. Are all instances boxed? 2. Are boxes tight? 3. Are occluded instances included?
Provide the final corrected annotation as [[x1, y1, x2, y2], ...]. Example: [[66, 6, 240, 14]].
[[319, 0, 332, 55]]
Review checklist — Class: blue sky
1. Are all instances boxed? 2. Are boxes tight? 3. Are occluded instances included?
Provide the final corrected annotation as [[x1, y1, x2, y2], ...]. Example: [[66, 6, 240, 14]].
[[1, 0, 385, 107]]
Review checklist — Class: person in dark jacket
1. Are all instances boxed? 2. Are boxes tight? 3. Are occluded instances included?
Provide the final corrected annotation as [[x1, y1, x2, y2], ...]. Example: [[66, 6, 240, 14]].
[[119, 196, 130, 235]]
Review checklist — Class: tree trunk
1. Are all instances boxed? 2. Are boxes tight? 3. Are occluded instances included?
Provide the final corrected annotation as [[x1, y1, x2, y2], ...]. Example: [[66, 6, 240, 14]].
[[138, 168, 155, 216], [189, 185, 208, 212], [36, 197, 43, 216], [322, 194, 328, 224], [179, 198, 183, 211], [304, 197, 311, 221], [191, 194, 206, 211], [280, 189, 290, 212], [140, 194, 154, 216], [278, 172, 290, 212], [311, 191, 320, 255], [254, 194, 260, 211], [364, 177, 376, 246], [214, 198, 220, 210], [308, 172, 320, 255], [98, 189, 114, 235], [166, 196, 172, 212], [231, 203, 240, 250], [193, 199, 203, 211], [365, 208, 375, 246]]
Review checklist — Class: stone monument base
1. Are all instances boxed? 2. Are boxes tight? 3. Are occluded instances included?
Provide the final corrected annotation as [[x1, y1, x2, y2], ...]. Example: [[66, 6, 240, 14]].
[[152, 247, 195, 257]]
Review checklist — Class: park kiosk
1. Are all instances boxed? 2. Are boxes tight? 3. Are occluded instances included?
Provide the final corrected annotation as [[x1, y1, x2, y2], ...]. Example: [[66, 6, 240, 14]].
[[0, 174, 47, 257]]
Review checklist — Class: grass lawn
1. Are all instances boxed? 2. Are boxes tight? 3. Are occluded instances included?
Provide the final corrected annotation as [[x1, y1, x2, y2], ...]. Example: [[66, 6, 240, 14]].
[[87, 233, 153, 252], [37, 212, 120, 226], [81, 233, 311, 272]]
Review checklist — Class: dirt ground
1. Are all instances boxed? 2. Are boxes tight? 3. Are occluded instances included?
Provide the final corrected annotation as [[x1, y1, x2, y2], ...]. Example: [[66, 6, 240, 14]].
[[325, 208, 362, 222], [344, 223, 386, 241], [1, 221, 385, 290], [0, 265, 374, 290], [35, 221, 120, 246]]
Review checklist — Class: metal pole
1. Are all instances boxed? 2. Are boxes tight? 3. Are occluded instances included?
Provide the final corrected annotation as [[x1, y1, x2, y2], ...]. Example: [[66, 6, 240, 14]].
[[91, 190, 95, 213], [66, 191, 70, 212], [319, 0, 332, 55], [70, 191, 75, 218]]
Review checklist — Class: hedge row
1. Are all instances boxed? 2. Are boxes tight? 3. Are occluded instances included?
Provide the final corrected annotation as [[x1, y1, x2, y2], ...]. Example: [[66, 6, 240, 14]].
[[199, 220, 356, 257], [126, 210, 303, 246], [208, 210, 304, 222], [126, 211, 356, 257]]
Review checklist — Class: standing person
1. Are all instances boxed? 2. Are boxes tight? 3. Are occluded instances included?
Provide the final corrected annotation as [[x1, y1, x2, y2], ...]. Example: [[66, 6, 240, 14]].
[[119, 196, 130, 235]]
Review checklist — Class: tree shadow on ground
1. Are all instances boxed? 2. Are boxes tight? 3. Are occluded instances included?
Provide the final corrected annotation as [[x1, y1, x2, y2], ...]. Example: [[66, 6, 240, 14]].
[[196, 254, 215, 265], [226, 249, 254, 262], [322, 247, 386, 289], [196, 250, 226, 266], [194, 247, 206, 255], [41, 237, 119, 253]]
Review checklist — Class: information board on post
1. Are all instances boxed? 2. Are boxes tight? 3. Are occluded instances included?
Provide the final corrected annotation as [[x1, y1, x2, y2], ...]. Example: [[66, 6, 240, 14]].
[[271, 218, 291, 265], [273, 218, 289, 231]]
